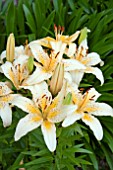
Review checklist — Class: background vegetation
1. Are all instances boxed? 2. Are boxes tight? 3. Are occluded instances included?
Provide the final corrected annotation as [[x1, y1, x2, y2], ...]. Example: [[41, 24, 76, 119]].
[[0, 0, 113, 169]]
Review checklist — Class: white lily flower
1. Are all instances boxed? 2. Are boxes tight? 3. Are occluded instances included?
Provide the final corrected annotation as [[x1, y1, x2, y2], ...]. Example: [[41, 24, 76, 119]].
[[12, 81, 76, 152], [67, 38, 104, 86], [22, 44, 62, 86], [62, 87, 113, 140], [1, 55, 30, 89], [0, 82, 19, 127], [29, 25, 80, 56]]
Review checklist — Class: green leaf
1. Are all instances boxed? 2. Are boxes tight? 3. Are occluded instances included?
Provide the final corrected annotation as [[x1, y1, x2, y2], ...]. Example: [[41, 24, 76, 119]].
[[23, 4, 36, 33], [17, 0, 25, 35], [98, 93, 113, 102], [6, 2, 15, 34], [101, 144, 113, 170], [24, 156, 53, 166], [97, 82, 113, 92], [40, 10, 55, 37]]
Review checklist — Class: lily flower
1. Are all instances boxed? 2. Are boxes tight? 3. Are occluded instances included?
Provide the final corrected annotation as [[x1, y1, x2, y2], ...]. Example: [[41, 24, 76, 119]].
[[0, 82, 18, 127], [62, 87, 113, 140], [11, 81, 76, 152], [1, 55, 30, 89], [65, 29, 104, 86], [29, 25, 80, 56], [22, 44, 62, 86]]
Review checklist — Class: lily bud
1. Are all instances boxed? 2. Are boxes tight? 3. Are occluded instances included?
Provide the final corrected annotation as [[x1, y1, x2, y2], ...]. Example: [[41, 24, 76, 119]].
[[78, 27, 90, 45], [6, 33, 15, 62], [25, 45, 33, 56], [63, 92, 72, 105], [27, 56, 34, 74], [50, 63, 64, 96]]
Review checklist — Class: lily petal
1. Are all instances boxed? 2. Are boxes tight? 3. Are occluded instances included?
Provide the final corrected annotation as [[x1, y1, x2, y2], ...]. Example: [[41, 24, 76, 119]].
[[70, 70, 84, 85], [41, 121, 56, 152], [1, 61, 15, 82], [48, 105, 77, 123], [85, 52, 102, 66], [11, 95, 41, 116], [36, 37, 54, 48], [0, 103, 12, 127], [29, 43, 50, 66], [64, 72, 73, 84], [62, 112, 82, 127], [63, 59, 86, 71], [22, 67, 52, 86], [49, 81, 67, 110], [85, 67, 104, 85], [82, 114, 103, 140], [0, 82, 12, 96], [65, 43, 76, 57], [50, 41, 67, 54], [15, 114, 42, 141], [21, 81, 52, 108], [86, 102, 113, 117], [13, 54, 28, 66], [67, 31, 80, 42], [84, 88, 101, 102]]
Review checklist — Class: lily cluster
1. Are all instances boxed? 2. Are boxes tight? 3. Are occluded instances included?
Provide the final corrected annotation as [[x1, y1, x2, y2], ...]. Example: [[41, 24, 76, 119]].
[[0, 26, 113, 152]]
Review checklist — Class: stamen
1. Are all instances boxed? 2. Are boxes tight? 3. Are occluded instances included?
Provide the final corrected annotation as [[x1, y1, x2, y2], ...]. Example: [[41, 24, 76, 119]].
[[42, 94, 46, 98], [55, 52, 60, 58]]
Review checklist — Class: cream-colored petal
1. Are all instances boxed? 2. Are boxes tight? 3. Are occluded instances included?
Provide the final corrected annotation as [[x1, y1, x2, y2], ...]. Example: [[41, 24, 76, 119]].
[[1, 61, 14, 81], [50, 41, 66, 54], [11, 95, 41, 116], [14, 45, 25, 58], [85, 67, 104, 85], [0, 50, 6, 63], [64, 72, 73, 84], [79, 38, 88, 50], [82, 114, 103, 140], [13, 54, 28, 66], [15, 114, 42, 141], [0, 103, 12, 127], [49, 81, 67, 111], [63, 59, 86, 71], [21, 81, 52, 108], [41, 121, 56, 152], [22, 67, 52, 86], [86, 102, 113, 117], [65, 43, 76, 57], [84, 87, 101, 102], [0, 82, 12, 96], [62, 112, 82, 127], [70, 70, 84, 85], [85, 52, 102, 66], [29, 43, 50, 66], [48, 105, 77, 123], [36, 37, 54, 48], [67, 31, 80, 42]]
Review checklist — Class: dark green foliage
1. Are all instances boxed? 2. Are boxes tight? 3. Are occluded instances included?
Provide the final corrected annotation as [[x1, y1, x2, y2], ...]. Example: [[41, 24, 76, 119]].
[[0, 0, 113, 169]]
